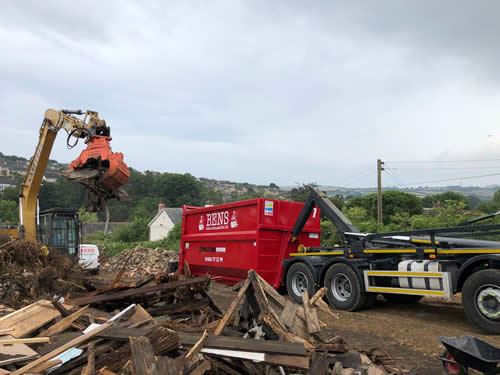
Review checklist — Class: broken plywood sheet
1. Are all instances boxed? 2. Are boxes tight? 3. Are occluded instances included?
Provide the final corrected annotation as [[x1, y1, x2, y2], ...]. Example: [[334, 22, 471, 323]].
[[0, 300, 61, 338], [0, 335, 39, 366]]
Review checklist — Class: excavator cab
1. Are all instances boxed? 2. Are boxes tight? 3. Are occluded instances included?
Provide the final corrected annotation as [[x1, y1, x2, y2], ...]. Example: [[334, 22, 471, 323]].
[[38, 208, 79, 259]]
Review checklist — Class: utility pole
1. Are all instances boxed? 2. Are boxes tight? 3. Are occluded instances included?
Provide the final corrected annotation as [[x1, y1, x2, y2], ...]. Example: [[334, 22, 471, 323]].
[[377, 159, 384, 224]]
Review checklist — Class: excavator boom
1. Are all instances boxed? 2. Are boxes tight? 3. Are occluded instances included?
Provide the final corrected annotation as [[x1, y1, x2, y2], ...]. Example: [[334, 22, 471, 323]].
[[19, 109, 130, 242]]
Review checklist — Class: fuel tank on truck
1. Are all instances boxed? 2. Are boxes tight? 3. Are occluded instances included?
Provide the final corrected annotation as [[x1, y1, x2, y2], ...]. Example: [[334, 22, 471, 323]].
[[179, 198, 321, 288]]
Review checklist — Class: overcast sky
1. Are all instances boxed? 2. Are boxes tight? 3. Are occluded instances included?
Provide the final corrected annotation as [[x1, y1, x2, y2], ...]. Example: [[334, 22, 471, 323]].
[[2, 1, 500, 188]]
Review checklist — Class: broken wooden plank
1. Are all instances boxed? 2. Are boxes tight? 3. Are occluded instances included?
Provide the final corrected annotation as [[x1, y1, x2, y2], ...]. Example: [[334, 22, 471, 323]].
[[302, 290, 321, 334], [0, 300, 60, 338], [214, 278, 251, 336], [280, 300, 298, 329], [30, 359, 62, 374], [95, 327, 153, 341], [178, 333, 307, 356], [87, 341, 96, 375], [0, 335, 39, 366], [184, 330, 208, 370], [147, 298, 209, 316], [189, 359, 211, 375], [70, 276, 209, 305], [0, 337, 50, 345], [37, 305, 89, 337], [200, 348, 310, 369], [310, 287, 327, 305], [52, 300, 71, 317], [11, 323, 110, 375], [129, 336, 158, 375]]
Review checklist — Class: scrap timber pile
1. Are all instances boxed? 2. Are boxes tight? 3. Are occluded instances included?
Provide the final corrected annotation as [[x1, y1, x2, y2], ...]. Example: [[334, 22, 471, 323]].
[[0, 266, 407, 374], [102, 246, 179, 278], [0, 236, 85, 309]]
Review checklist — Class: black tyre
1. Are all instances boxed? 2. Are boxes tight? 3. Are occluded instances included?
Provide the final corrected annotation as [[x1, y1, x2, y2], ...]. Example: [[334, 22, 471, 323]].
[[286, 262, 316, 304], [384, 294, 423, 304], [462, 269, 500, 334], [441, 350, 467, 375], [324, 263, 367, 311]]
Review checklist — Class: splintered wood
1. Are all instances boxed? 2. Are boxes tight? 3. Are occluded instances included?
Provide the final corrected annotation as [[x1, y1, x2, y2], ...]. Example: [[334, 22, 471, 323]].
[[0, 268, 407, 375]]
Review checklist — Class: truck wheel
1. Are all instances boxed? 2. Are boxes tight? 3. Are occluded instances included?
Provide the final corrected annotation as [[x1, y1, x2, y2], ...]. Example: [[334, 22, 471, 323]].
[[384, 294, 423, 304], [462, 269, 500, 334], [325, 263, 367, 311], [286, 262, 316, 304]]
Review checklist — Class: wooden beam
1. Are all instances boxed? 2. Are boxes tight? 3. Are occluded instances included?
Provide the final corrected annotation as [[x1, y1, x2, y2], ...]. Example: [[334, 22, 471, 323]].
[[30, 359, 62, 374], [310, 287, 327, 305], [11, 323, 110, 375], [280, 300, 298, 329], [87, 341, 96, 375], [37, 305, 89, 337], [0, 337, 50, 345], [70, 276, 209, 305], [179, 333, 307, 356], [302, 290, 320, 334], [184, 330, 208, 370], [129, 336, 158, 375], [214, 278, 251, 336]]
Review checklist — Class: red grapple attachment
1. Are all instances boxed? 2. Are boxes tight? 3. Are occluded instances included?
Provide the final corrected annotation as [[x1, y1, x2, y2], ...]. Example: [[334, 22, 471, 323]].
[[63, 135, 130, 211]]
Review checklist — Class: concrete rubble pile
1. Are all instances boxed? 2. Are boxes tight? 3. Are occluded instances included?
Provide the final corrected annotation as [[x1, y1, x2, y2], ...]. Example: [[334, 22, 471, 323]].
[[102, 246, 179, 277], [0, 264, 410, 375]]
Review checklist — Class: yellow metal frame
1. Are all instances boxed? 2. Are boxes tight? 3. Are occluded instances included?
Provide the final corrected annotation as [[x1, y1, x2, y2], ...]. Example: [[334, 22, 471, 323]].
[[19, 109, 106, 243]]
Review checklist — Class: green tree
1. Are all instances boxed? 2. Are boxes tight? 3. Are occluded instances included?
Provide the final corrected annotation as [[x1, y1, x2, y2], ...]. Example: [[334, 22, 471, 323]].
[[346, 190, 423, 224], [329, 195, 344, 210], [0, 200, 18, 224], [422, 191, 469, 209]]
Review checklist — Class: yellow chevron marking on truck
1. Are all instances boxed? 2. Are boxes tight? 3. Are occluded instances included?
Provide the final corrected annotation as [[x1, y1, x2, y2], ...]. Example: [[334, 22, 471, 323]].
[[366, 271, 443, 277], [367, 287, 445, 296]]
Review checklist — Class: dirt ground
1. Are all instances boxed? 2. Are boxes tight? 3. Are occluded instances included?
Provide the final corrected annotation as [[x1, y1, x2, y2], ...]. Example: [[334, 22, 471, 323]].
[[207, 283, 500, 374], [89, 273, 498, 373]]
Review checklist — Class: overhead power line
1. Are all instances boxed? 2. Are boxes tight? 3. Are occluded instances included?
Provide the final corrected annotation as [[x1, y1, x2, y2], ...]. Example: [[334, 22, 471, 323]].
[[385, 158, 500, 164], [399, 172, 500, 187]]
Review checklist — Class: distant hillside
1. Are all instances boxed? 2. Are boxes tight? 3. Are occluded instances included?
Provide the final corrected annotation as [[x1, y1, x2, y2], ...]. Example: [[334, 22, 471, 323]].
[[281, 184, 499, 200], [0, 152, 67, 182], [198, 177, 280, 201], [1, 152, 497, 201]]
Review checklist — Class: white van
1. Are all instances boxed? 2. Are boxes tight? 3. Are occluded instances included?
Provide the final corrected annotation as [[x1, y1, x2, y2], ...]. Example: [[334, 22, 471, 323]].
[[78, 244, 100, 274]]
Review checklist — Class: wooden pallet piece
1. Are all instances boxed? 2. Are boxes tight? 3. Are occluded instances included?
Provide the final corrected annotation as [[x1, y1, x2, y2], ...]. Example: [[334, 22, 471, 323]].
[[11, 323, 110, 375], [214, 278, 251, 336], [178, 333, 307, 357], [129, 336, 158, 375], [70, 276, 209, 305], [37, 305, 89, 337], [302, 290, 320, 334], [0, 300, 60, 338]]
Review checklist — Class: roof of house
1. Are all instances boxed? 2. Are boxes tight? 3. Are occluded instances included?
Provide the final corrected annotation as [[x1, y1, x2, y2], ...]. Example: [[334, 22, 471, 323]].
[[0, 176, 15, 185], [148, 208, 183, 227]]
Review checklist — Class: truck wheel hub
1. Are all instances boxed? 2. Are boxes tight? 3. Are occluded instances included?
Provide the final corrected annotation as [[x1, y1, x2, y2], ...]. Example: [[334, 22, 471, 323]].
[[332, 273, 352, 302], [291, 272, 308, 296], [477, 286, 500, 320]]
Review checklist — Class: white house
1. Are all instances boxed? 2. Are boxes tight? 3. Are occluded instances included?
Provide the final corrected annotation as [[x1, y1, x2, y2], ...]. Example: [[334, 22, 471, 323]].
[[148, 204, 183, 241]]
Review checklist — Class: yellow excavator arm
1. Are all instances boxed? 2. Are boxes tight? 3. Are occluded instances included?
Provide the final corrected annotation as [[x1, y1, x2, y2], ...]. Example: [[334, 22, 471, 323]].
[[19, 109, 129, 243]]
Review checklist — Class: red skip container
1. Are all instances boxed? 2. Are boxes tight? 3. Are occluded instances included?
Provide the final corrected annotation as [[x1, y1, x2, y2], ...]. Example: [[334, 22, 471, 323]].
[[179, 198, 321, 288]]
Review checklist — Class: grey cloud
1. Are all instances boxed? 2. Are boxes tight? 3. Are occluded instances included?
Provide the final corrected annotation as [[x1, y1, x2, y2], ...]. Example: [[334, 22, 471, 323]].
[[1, 1, 500, 187]]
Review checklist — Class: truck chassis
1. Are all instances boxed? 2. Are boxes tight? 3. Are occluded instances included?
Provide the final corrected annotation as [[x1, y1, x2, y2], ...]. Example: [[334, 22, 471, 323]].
[[283, 189, 500, 334]]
